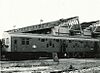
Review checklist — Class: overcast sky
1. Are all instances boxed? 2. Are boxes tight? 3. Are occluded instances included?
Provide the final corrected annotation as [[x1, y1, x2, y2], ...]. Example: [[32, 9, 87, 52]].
[[0, 0, 100, 38]]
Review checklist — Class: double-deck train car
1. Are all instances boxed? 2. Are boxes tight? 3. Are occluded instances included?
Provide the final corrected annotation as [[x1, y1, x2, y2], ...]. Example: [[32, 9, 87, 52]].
[[1, 32, 100, 60]]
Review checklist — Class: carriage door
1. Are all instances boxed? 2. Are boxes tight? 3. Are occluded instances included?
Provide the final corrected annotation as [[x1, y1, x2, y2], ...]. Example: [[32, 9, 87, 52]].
[[13, 39, 17, 52], [94, 41, 99, 53], [60, 40, 66, 53]]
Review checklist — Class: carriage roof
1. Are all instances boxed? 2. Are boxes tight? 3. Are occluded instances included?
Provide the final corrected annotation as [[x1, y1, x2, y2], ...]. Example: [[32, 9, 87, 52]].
[[8, 33, 99, 42]]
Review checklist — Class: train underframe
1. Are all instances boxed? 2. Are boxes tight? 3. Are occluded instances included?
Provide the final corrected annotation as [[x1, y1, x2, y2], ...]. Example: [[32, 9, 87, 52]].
[[58, 52, 96, 58], [1, 51, 98, 61], [1, 52, 52, 61]]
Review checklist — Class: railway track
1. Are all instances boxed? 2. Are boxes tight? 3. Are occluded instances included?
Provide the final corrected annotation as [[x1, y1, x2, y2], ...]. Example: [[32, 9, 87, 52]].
[[0, 58, 100, 73]]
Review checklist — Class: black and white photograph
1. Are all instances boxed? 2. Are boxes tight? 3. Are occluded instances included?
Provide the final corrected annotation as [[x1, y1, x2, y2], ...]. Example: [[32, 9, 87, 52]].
[[0, 0, 100, 73]]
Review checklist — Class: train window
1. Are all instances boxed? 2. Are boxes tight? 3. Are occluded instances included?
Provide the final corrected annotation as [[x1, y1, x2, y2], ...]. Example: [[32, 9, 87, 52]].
[[26, 39, 29, 45], [6, 38, 9, 44], [26, 38, 29, 40], [80, 41, 83, 43], [21, 38, 30, 45], [38, 38, 40, 41], [69, 40, 72, 43], [41, 39, 45, 42], [47, 44, 49, 47], [53, 39, 55, 41], [26, 41, 29, 45], [56, 39, 59, 42], [22, 41, 25, 45], [14, 40, 17, 44], [22, 39, 25, 45]]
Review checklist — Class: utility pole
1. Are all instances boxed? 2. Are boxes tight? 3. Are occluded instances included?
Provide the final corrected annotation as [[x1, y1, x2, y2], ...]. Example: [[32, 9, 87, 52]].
[[13, 25, 16, 32], [40, 19, 43, 24]]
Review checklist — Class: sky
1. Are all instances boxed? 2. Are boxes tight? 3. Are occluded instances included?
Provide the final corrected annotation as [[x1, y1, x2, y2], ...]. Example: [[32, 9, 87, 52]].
[[0, 0, 100, 38]]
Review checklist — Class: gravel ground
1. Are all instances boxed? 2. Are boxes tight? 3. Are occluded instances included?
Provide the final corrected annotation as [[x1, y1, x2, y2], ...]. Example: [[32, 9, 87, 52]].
[[0, 58, 100, 73]]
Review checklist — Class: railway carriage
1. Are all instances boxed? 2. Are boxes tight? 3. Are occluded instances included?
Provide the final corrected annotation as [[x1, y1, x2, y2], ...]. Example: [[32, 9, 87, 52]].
[[1, 32, 100, 60]]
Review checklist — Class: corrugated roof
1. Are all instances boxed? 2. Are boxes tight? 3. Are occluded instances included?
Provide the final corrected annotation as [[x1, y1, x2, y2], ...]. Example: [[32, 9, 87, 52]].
[[81, 20, 100, 30], [6, 16, 79, 33], [8, 33, 99, 41]]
